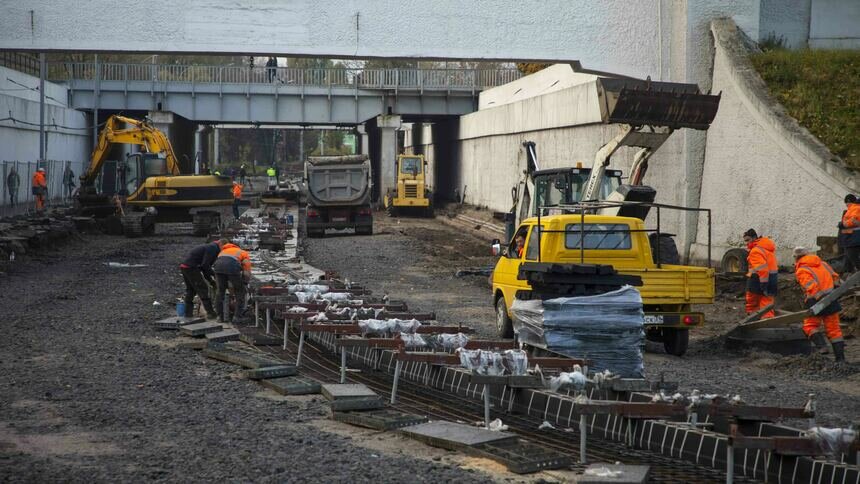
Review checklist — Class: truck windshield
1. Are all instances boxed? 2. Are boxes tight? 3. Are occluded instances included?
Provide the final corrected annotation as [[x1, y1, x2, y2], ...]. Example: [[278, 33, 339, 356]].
[[564, 223, 632, 250], [400, 157, 421, 175], [534, 171, 621, 212]]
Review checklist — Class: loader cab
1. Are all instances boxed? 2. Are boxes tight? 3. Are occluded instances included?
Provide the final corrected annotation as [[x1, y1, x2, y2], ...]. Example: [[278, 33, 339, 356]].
[[398, 155, 423, 177], [532, 168, 622, 215]]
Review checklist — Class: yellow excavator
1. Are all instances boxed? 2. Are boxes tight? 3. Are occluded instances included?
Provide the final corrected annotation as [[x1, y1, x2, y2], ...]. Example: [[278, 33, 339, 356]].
[[383, 154, 433, 217], [77, 115, 233, 237]]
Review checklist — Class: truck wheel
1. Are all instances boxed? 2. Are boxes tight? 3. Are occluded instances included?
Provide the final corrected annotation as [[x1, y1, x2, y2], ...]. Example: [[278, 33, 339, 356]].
[[496, 297, 514, 338], [355, 225, 373, 236], [720, 248, 748, 274], [663, 328, 689, 356], [387, 204, 398, 217], [649, 233, 680, 265], [307, 229, 324, 238]]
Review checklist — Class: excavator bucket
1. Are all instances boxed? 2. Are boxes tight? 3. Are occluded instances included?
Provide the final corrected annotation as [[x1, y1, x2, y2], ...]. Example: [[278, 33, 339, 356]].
[[596, 78, 721, 130]]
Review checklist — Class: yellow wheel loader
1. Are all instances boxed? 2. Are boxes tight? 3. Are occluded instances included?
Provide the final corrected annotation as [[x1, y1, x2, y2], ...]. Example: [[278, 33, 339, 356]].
[[76, 115, 233, 237], [383, 154, 433, 217]]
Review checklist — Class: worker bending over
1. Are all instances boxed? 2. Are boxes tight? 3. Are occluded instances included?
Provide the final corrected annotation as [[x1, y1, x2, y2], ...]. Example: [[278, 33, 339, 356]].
[[31, 167, 47, 213], [213, 240, 252, 324], [179, 239, 225, 319], [793, 247, 845, 362], [232, 181, 243, 219], [743, 229, 778, 318], [839, 194, 860, 274]]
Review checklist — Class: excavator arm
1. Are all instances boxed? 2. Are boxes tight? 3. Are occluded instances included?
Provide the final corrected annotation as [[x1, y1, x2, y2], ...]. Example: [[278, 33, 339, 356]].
[[80, 115, 180, 187]]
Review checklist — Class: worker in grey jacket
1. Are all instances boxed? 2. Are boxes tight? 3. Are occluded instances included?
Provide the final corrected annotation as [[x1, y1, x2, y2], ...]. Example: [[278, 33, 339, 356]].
[[6, 167, 20, 207]]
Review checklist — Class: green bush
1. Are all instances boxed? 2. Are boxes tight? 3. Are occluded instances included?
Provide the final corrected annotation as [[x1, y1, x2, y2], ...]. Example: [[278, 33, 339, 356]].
[[750, 49, 860, 169]]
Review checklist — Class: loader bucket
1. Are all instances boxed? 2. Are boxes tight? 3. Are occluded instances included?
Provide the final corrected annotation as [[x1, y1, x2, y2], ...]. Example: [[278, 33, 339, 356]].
[[596, 78, 721, 130]]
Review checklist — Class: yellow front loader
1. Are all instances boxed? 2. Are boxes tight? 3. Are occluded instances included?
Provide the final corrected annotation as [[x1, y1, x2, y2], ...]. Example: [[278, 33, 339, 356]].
[[77, 115, 233, 237], [383, 154, 433, 217]]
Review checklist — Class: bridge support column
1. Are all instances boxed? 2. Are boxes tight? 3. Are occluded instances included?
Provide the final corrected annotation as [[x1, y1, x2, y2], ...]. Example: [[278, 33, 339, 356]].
[[375, 115, 401, 201], [356, 124, 370, 157]]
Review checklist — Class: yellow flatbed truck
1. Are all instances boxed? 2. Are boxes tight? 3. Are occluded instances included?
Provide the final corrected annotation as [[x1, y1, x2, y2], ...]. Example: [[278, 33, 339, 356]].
[[491, 213, 714, 356]]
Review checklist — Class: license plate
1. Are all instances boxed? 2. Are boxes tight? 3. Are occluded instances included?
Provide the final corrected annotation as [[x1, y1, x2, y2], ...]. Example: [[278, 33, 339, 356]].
[[644, 315, 664, 325], [332, 217, 347, 222]]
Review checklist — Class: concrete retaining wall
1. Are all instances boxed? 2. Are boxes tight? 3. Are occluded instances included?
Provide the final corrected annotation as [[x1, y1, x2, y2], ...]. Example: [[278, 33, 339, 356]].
[[0, 66, 90, 208], [691, 19, 858, 265], [406, 17, 858, 266]]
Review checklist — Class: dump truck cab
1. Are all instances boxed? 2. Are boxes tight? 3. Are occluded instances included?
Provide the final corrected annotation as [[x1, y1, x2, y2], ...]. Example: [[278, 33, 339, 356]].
[[384, 154, 433, 217], [491, 211, 715, 356]]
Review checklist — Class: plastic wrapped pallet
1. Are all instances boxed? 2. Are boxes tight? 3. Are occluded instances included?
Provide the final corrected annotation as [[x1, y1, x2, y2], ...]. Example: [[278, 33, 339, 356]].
[[457, 349, 506, 376], [511, 285, 645, 378], [426, 333, 470, 351]]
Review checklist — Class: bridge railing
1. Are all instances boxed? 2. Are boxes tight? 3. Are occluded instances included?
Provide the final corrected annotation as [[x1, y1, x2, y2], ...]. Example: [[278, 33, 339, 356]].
[[48, 62, 522, 90]]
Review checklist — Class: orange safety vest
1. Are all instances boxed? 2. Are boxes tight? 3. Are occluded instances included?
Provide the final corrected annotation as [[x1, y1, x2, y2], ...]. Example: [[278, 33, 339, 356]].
[[795, 254, 838, 303], [842, 203, 860, 234], [32, 171, 47, 188], [232, 184, 242, 199], [746, 237, 778, 284], [217, 243, 251, 272]]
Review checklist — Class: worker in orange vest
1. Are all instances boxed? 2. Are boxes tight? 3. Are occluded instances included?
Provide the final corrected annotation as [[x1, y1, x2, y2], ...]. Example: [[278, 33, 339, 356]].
[[743, 229, 778, 319], [793, 247, 844, 362], [212, 240, 252, 324], [232, 181, 242, 219], [839, 194, 860, 274], [31, 167, 47, 213]]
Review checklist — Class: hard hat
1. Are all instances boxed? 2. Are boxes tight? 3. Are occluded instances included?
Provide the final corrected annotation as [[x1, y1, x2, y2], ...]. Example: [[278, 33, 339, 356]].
[[793, 246, 810, 257], [38, 168, 45, 172]]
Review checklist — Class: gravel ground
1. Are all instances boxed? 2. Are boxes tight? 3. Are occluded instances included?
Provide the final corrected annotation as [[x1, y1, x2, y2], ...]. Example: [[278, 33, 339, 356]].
[[306, 210, 860, 427], [0, 229, 492, 483]]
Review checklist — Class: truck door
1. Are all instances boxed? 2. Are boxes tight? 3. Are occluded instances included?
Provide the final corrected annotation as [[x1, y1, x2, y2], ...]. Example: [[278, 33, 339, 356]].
[[493, 224, 533, 306]]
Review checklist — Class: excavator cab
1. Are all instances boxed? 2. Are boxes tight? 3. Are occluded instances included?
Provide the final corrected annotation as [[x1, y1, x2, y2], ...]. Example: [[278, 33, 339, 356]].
[[533, 167, 623, 212], [119, 152, 170, 197]]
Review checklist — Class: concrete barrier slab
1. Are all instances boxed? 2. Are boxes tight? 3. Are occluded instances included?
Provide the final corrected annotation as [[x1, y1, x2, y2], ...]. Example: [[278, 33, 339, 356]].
[[321, 383, 377, 401], [399, 421, 516, 449]]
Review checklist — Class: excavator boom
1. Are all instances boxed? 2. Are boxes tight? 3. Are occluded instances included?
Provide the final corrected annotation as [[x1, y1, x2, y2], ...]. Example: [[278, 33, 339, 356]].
[[81, 115, 180, 187]]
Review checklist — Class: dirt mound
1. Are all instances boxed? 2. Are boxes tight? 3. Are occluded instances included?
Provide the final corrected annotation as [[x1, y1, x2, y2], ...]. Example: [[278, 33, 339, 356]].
[[750, 351, 860, 380]]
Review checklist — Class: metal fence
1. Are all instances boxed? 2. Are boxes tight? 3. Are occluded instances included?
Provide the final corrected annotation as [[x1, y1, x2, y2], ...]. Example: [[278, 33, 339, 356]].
[[49, 62, 522, 90], [0, 160, 86, 217], [0, 52, 40, 77]]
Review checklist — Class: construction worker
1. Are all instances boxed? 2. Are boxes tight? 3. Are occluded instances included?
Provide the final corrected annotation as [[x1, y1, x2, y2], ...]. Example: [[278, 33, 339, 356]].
[[179, 239, 226, 319], [266, 165, 277, 191], [232, 181, 242, 219], [839, 194, 860, 274], [793, 247, 845, 362], [31, 167, 47, 213], [6, 167, 20, 207], [63, 163, 76, 201], [743, 229, 778, 318], [213, 240, 252, 324], [514, 233, 526, 258]]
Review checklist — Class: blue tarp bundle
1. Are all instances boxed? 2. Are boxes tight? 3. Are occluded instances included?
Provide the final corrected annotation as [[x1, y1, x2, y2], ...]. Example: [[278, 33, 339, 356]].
[[511, 286, 645, 378]]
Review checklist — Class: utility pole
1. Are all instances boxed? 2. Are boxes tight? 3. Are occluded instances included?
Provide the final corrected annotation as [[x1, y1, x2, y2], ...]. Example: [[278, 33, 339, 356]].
[[299, 130, 304, 163], [38, 53, 46, 164]]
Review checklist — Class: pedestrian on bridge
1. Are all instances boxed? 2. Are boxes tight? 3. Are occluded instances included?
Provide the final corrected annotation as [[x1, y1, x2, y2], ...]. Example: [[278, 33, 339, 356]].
[[232, 181, 243, 219], [743, 229, 778, 319], [793, 247, 845, 362], [266, 57, 277, 82], [31, 167, 47, 213], [213, 241, 252, 324], [6, 167, 20, 207], [179, 239, 225, 319], [838, 194, 860, 274]]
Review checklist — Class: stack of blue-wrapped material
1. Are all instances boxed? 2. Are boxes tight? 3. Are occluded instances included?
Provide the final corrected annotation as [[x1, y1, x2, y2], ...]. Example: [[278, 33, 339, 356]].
[[511, 286, 645, 378]]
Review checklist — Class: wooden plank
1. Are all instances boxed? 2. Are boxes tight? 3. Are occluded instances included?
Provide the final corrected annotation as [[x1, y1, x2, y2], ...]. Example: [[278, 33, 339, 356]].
[[736, 303, 775, 325], [812, 271, 860, 314], [733, 310, 808, 332]]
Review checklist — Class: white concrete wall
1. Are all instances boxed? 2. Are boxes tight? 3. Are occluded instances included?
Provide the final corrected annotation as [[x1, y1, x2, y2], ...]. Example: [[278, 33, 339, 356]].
[[809, 0, 860, 49], [692, 19, 858, 266], [0, 66, 89, 207]]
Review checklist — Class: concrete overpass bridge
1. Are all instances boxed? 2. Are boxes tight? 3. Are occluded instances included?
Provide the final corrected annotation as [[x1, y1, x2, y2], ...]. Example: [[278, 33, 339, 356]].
[[50, 62, 521, 124]]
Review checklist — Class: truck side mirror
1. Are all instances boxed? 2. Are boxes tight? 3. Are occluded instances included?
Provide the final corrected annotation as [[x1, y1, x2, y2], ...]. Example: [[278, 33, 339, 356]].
[[491, 238, 501, 256]]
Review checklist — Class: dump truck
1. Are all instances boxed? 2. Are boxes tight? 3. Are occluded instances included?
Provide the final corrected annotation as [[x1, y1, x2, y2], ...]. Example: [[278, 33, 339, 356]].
[[384, 154, 433, 217], [77, 115, 233, 237], [304, 155, 373, 237], [491, 211, 715, 356]]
